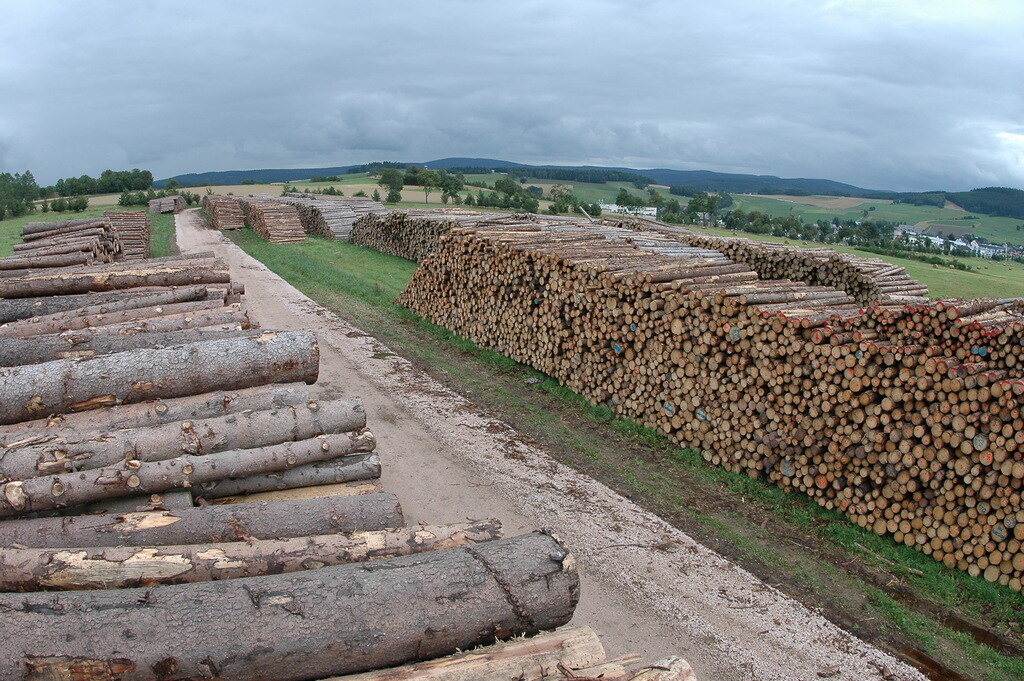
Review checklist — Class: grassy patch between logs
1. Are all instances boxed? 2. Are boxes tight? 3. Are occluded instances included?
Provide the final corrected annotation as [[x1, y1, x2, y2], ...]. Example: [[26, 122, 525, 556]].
[[229, 229, 1024, 681], [148, 212, 178, 258]]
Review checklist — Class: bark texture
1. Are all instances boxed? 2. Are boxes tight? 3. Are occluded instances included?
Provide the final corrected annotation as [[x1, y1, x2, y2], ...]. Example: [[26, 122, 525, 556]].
[[324, 627, 608, 681], [0, 325, 261, 367], [0, 259, 230, 298], [0, 433, 376, 517], [0, 520, 500, 591], [0, 298, 225, 338], [1, 398, 367, 479], [0, 383, 310, 436], [0, 532, 578, 681], [194, 453, 380, 498], [0, 493, 404, 548], [0, 286, 209, 323], [0, 330, 319, 424], [626, 659, 698, 681], [79, 490, 195, 515]]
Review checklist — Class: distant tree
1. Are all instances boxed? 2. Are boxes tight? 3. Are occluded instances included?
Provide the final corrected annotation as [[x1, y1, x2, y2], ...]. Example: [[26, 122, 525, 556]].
[[378, 168, 404, 203], [419, 170, 441, 203], [372, 189, 381, 202], [165, 178, 181, 190]]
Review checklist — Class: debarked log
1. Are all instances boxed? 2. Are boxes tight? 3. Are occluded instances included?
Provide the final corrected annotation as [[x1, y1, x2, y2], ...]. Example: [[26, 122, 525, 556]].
[[0, 520, 501, 591], [0, 298, 226, 338], [194, 453, 381, 498], [322, 626, 610, 681], [0, 330, 319, 424], [0, 532, 579, 681], [0, 433, 376, 517], [1, 398, 367, 479], [0, 493, 404, 548], [0, 285, 209, 324]]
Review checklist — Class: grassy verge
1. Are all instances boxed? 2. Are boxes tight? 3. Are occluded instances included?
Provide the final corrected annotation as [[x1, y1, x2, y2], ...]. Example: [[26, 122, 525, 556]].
[[148, 213, 178, 257], [228, 230, 1024, 681]]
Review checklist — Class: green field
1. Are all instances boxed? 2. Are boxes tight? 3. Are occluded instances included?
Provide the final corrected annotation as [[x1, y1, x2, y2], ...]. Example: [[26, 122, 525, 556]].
[[728, 194, 1024, 246], [226, 229, 1024, 681]]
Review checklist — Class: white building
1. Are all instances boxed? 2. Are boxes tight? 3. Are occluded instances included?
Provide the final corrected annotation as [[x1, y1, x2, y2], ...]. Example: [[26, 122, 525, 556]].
[[599, 202, 658, 217]]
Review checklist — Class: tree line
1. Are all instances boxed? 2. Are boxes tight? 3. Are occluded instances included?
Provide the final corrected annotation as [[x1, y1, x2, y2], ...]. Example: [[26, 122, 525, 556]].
[[52, 169, 153, 197]]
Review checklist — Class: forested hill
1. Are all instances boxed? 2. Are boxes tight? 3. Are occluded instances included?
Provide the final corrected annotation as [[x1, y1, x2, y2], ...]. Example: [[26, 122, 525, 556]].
[[156, 159, 1024, 219]]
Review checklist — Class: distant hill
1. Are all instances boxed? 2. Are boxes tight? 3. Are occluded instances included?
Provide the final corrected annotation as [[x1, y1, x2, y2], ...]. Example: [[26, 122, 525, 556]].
[[156, 158, 1024, 219]]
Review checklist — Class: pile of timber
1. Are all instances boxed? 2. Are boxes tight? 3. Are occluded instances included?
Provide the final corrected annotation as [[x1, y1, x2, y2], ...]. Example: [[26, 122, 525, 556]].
[[239, 196, 307, 243], [398, 219, 1024, 591], [0, 230, 689, 680], [614, 219, 928, 305], [148, 195, 186, 214], [280, 192, 389, 239], [104, 210, 151, 260], [202, 193, 246, 230], [2, 217, 121, 274], [350, 209, 503, 261]]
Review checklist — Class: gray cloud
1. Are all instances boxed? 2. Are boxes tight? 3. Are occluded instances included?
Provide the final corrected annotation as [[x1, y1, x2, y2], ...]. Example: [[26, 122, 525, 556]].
[[1, 0, 1022, 191]]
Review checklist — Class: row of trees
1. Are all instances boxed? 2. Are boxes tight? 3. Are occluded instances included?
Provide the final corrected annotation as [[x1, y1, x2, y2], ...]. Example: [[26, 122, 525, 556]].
[[53, 169, 153, 197], [0, 171, 42, 220], [118, 188, 201, 207]]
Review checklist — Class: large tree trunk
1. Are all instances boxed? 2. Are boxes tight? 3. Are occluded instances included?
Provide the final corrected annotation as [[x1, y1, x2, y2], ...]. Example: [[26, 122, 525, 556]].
[[0, 258, 230, 298], [0, 298, 226, 338], [1, 398, 366, 478], [194, 454, 380, 498], [0, 532, 579, 681], [0, 325, 261, 366], [0, 433, 377, 517], [323, 627, 611, 681], [0, 330, 319, 424], [0, 520, 501, 591], [0, 285, 209, 323], [0, 382, 311, 435], [0, 493, 404, 548]]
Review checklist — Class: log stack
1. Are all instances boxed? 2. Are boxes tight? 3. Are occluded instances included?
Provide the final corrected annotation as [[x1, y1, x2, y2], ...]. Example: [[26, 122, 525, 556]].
[[3, 217, 121, 273], [278, 192, 389, 240], [239, 196, 307, 243], [0, 222, 683, 680], [397, 218, 1024, 591], [202, 193, 246, 230], [148, 195, 186, 213], [350, 209, 503, 261], [104, 210, 151, 260]]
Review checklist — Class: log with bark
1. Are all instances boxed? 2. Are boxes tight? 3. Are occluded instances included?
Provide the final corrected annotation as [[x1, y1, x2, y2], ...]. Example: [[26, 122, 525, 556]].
[[0, 432, 376, 517], [0, 532, 578, 681], [0, 398, 366, 478], [0, 325, 262, 367], [0, 493, 404, 548], [0, 285, 210, 323], [79, 490, 195, 515], [0, 298, 226, 338], [0, 258, 230, 298], [194, 453, 380, 498], [0, 330, 319, 424], [322, 627, 616, 681], [0, 382, 311, 435], [0, 520, 500, 591], [626, 659, 698, 681], [0, 251, 95, 270]]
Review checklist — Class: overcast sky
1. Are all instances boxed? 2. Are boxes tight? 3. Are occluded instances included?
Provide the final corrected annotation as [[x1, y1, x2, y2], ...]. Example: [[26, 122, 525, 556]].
[[1, 1, 1022, 191]]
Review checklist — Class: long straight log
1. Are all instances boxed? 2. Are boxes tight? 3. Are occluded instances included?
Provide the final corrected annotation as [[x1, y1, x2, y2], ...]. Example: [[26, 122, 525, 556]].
[[0, 330, 319, 424], [0, 520, 500, 591], [0, 285, 210, 326], [0, 298, 226, 338], [0, 532, 578, 681], [0, 493, 404, 548], [0, 433, 377, 518], [324, 627, 610, 681], [0, 382, 311, 435], [0, 325, 260, 366], [0, 259, 230, 299], [0, 285, 209, 324], [0, 398, 367, 478], [79, 490, 195, 515], [0, 251, 94, 270], [39, 306, 252, 337], [194, 453, 381, 498]]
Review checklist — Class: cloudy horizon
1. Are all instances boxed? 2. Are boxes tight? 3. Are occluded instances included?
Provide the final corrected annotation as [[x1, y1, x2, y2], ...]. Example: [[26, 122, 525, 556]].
[[1, 0, 1022, 191]]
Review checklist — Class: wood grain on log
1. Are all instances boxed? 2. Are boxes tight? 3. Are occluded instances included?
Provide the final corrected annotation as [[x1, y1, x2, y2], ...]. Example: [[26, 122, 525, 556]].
[[194, 453, 380, 498]]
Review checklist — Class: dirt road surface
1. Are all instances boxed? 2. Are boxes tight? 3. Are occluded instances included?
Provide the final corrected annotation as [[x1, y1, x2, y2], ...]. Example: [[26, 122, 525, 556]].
[[176, 209, 925, 681]]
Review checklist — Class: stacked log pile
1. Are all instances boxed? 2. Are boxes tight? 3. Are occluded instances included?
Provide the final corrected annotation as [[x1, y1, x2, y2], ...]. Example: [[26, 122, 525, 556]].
[[239, 196, 307, 243], [2, 217, 121, 273], [398, 220, 1024, 591], [616, 220, 928, 305], [202, 193, 246, 230], [104, 210, 151, 260], [148, 195, 186, 213], [350, 210, 499, 261], [279, 192, 389, 239], [0, 227, 683, 680]]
